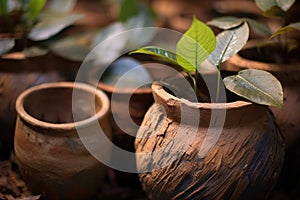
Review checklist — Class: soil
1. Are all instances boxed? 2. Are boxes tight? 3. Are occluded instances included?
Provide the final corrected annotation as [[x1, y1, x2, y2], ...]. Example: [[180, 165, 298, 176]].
[[0, 152, 147, 200]]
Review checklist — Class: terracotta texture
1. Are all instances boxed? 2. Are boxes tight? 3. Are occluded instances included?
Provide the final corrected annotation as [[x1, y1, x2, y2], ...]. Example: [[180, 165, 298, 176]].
[[0, 53, 80, 148], [14, 82, 112, 200], [135, 82, 285, 200], [224, 42, 300, 147]]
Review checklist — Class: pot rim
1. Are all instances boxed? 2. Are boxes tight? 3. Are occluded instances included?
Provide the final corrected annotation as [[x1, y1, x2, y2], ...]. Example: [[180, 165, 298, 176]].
[[15, 82, 110, 131], [152, 82, 253, 110], [229, 39, 300, 72]]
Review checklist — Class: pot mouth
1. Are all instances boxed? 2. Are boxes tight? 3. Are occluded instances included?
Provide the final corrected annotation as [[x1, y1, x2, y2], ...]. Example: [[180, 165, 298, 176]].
[[230, 39, 300, 72], [96, 80, 152, 95], [152, 82, 253, 110], [16, 82, 110, 131]]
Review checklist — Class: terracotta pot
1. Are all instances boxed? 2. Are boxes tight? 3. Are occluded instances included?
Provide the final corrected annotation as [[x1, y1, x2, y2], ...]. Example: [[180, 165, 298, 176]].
[[135, 82, 285, 200], [87, 57, 180, 186], [88, 57, 180, 151], [0, 53, 80, 150], [224, 41, 300, 147], [14, 82, 112, 200]]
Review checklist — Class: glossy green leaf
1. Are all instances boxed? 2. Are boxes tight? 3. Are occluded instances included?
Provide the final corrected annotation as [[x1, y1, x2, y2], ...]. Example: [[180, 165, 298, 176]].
[[130, 46, 178, 64], [29, 14, 83, 41], [207, 16, 243, 30], [243, 18, 272, 36], [277, 0, 295, 11], [23, 46, 48, 58], [176, 17, 216, 72], [118, 0, 138, 22], [0, 38, 14, 55], [208, 22, 249, 66], [46, 0, 77, 13], [271, 22, 300, 38], [255, 0, 277, 11], [28, 0, 46, 23], [223, 69, 283, 109], [50, 33, 93, 61], [263, 6, 285, 17]]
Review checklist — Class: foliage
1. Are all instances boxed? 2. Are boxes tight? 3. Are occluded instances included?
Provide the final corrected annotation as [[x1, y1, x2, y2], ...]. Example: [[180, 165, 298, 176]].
[[49, 0, 155, 63], [207, 0, 300, 59], [0, 0, 83, 57], [130, 17, 283, 108]]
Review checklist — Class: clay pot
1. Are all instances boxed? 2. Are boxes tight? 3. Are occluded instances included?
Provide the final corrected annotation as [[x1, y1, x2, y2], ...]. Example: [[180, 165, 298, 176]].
[[14, 82, 111, 200], [87, 56, 180, 186], [224, 41, 300, 147], [0, 53, 80, 150], [135, 81, 285, 200], [88, 57, 180, 151]]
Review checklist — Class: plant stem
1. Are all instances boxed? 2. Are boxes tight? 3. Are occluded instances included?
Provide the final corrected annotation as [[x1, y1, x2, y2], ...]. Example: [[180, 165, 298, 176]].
[[216, 63, 221, 102], [187, 72, 197, 97], [195, 68, 199, 99]]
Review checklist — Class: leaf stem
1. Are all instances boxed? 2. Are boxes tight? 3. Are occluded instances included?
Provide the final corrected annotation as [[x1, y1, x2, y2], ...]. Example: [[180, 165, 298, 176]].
[[187, 72, 197, 97], [216, 64, 221, 102]]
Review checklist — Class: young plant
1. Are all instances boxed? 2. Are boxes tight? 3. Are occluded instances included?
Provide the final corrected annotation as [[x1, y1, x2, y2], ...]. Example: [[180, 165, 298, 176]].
[[0, 0, 83, 57], [207, 0, 300, 63], [130, 17, 283, 109]]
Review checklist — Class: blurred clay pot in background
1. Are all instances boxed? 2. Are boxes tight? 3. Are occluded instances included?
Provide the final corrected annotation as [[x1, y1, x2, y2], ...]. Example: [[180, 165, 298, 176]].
[[88, 57, 180, 151], [14, 82, 111, 200], [135, 81, 285, 199], [0, 53, 80, 152], [87, 56, 180, 186]]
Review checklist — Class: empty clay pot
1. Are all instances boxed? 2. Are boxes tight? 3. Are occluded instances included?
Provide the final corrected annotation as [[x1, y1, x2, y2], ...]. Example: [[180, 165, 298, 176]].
[[135, 82, 285, 199], [0, 53, 80, 153], [14, 82, 111, 200]]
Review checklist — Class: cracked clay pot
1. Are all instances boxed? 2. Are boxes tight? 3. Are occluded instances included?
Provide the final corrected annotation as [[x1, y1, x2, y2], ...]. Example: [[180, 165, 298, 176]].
[[14, 82, 111, 200], [135, 82, 285, 200]]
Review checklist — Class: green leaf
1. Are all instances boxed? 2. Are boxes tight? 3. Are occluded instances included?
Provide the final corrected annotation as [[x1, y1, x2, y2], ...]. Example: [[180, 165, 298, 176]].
[[207, 16, 243, 30], [243, 18, 272, 36], [29, 14, 83, 41], [255, 0, 294, 13], [255, 0, 277, 11], [277, 0, 295, 11], [90, 22, 128, 65], [92, 22, 126, 48], [223, 69, 283, 109], [130, 46, 178, 64], [23, 46, 49, 58], [118, 0, 139, 22], [50, 33, 93, 62], [208, 22, 249, 66], [263, 5, 285, 17], [0, 38, 14, 56], [271, 22, 300, 38], [46, 0, 77, 13], [28, 0, 46, 23], [176, 17, 216, 72], [0, 0, 8, 16]]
